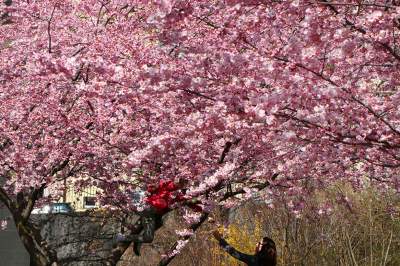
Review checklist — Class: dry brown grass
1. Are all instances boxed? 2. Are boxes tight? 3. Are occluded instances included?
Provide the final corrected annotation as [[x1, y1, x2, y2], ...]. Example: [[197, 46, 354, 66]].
[[119, 183, 400, 266]]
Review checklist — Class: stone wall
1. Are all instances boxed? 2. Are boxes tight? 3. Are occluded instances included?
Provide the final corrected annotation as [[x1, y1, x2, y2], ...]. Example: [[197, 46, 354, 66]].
[[1, 202, 260, 266], [33, 212, 121, 265]]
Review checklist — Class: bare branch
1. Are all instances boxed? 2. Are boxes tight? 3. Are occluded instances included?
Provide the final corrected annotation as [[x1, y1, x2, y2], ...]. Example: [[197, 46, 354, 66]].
[[0, 185, 14, 210], [218, 138, 241, 164], [47, 6, 56, 53]]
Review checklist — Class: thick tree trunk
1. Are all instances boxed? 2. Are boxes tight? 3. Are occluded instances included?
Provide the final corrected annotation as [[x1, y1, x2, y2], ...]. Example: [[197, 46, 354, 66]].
[[0, 181, 58, 265], [14, 217, 57, 266], [107, 241, 131, 266], [106, 217, 144, 266]]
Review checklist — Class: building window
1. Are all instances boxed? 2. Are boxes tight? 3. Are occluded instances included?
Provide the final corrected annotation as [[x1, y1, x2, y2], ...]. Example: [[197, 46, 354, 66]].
[[83, 197, 96, 208]]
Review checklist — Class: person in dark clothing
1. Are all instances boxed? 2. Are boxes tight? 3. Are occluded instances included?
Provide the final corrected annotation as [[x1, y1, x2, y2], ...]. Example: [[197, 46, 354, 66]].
[[116, 206, 163, 255], [212, 230, 277, 266], [116, 179, 200, 255]]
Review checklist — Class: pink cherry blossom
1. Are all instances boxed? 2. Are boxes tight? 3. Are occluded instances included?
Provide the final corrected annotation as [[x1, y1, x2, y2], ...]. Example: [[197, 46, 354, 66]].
[[2, 1, 400, 264]]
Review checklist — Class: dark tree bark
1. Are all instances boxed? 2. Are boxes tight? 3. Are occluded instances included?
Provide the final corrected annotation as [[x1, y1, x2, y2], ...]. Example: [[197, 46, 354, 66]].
[[106, 216, 144, 266], [0, 185, 58, 266], [16, 217, 56, 266]]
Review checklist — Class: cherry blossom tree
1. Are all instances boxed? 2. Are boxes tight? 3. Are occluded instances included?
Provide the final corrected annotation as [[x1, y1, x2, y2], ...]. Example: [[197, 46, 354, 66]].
[[1, 0, 400, 265]]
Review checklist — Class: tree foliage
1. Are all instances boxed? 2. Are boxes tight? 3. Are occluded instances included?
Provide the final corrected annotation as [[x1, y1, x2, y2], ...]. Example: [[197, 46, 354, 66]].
[[1, 0, 400, 265]]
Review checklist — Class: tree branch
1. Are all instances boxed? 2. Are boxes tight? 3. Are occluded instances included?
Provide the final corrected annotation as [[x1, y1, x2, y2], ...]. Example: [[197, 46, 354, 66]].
[[218, 138, 241, 164], [157, 212, 209, 266], [0, 185, 14, 210], [158, 173, 278, 266], [47, 6, 56, 53]]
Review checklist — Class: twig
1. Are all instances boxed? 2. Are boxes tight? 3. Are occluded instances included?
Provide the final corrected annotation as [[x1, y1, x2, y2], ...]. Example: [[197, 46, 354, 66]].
[[344, 228, 358, 266], [382, 231, 392, 266], [157, 212, 209, 266], [47, 6, 56, 53]]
